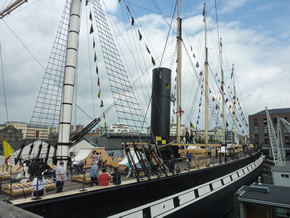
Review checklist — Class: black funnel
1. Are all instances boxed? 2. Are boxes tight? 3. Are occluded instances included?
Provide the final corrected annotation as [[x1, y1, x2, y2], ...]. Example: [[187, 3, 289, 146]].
[[151, 67, 171, 143]]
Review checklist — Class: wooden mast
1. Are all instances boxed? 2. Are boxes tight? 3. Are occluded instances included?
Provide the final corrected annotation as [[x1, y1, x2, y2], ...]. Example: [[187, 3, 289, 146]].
[[220, 38, 225, 144], [204, 3, 209, 144], [176, 0, 182, 143]]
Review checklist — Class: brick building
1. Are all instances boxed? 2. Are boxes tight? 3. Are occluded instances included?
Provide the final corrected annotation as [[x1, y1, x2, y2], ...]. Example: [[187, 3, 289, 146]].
[[249, 108, 290, 159]]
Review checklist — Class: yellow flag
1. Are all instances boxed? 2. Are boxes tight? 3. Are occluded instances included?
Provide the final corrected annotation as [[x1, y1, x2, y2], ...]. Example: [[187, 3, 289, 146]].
[[98, 89, 101, 98], [164, 79, 169, 90], [94, 51, 97, 62], [162, 140, 166, 144], [156, 136, 161, 141], [2, 137, 14, 167], [190, 121, 195, 129]]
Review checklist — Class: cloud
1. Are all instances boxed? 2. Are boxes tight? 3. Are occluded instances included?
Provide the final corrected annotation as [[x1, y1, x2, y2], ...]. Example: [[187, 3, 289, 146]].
[[1, 0, 290, 136], [218, 0, 249, 14]]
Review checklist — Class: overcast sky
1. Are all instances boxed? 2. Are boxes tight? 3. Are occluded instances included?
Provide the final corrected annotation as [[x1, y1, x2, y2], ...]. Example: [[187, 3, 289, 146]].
[[0, 0, 289, 134]]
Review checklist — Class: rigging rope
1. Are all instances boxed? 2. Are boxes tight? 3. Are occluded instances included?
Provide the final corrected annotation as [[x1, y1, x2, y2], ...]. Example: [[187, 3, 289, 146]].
[[0, 43, 10, 123]]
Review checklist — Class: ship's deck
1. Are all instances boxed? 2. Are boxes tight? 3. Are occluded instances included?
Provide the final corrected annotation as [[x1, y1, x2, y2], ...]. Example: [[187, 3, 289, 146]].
[[0, 149, 258, 206]]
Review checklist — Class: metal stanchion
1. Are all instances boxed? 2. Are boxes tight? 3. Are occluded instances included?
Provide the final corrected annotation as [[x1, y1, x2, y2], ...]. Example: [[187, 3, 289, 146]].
[[9, 178, 12, 200], [80, 169, 87, 192]]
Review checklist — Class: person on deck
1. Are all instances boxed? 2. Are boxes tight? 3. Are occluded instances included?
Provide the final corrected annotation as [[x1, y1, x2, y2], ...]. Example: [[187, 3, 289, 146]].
[[90, 150, 98, 164], [89, 162, 99, 187], [104, 160, 108, 171], [190, 131, 194, 143], [169, 154, 175, 173], [208, 146, 212, 157], [185, 131, 189, 143], [55, 161, 66, 193], [68, 152, 75, 175], [126, 162, 132, 178], [187, 151, 192, 167], [97, 152, 102, 168], [31, 171, 46, 198], [98, 168, 110, 186]]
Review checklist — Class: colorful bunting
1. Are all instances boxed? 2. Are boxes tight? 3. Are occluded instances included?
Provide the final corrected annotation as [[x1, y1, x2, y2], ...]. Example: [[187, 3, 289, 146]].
[[90, 24, 94, 34], [126, 4, 130, 13], [96, 66, 98, 74], [98, 77, 100, 86], [151, 56, 156, 66], [93, 38, 95, 48], [94, 51, 97, 62], [89, 11, 93, 21], [100, 100, 103, 107], [98, 89, 101, 98], [138, 30, 142, 41], [131, 17, 135, 26], [196, 62, 199, 68], [170, 94, 176, 103], [146, 44, 151, 54]]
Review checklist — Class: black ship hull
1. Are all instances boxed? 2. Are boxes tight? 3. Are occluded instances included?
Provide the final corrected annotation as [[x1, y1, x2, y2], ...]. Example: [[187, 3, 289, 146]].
[[14, 153, 263, 218]]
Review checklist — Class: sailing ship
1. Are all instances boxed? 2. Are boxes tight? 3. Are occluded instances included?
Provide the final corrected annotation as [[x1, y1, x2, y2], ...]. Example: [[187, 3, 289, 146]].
[[0, 0, 263, 217]]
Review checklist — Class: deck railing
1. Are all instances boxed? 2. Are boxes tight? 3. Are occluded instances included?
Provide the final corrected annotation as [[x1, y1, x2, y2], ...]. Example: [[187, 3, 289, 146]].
[[0, 147, 259, 201]]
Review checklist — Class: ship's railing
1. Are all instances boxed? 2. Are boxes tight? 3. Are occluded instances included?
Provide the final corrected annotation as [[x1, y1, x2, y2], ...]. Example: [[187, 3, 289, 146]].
[[0, 147, 259, 201], [181, 145, 259, 170]]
